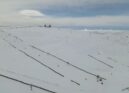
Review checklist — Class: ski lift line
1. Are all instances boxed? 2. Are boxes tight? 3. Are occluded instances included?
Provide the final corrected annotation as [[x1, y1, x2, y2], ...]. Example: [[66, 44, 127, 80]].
[[31, 45, 70, 64], [70, 64, 96, 77], [70, 63, 106, 80], [3, 39, 64, 78], [3, 37, 103, 80], [1, 30, 23, 42], [88, 55, 114, 69], [18, 49, 64, 77], [12, 35, 23, 42], [0, 74, 56, 93], [6, 32, 23, 43], [0, 67, 59, 86], [3, 39, 17, 49], [70, 80, 80, 86], [31, 45, 106, 80], [2, 31, 106, 80]]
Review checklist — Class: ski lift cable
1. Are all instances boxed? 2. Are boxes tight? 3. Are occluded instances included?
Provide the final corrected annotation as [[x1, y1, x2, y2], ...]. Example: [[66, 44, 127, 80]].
[[0, 73, 56, 93], [0, 67, 59, 86], [18, 49, 64, 77], [3, 38, 64, 78], [88, 55, 113, 68], [30, 45, 106, 80], [1, 30, 106, 80]]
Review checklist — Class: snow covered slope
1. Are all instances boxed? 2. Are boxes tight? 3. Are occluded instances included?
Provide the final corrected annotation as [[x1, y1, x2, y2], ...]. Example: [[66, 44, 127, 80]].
[[0, 26, 129, 93]]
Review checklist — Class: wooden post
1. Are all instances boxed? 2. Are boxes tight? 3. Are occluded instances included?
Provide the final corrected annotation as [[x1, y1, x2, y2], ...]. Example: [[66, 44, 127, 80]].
[[30, 85, 33, 91]]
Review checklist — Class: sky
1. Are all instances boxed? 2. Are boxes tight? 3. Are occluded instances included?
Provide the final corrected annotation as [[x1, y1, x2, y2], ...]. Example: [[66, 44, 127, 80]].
[[0, 0, 129, 29]]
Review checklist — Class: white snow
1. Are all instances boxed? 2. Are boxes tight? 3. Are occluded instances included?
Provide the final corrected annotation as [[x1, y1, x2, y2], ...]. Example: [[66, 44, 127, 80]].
[[0, 26, 129, 93]]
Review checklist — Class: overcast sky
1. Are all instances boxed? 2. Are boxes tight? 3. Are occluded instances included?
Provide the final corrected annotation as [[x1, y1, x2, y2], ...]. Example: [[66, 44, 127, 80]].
[[0, 0, 129, 28]]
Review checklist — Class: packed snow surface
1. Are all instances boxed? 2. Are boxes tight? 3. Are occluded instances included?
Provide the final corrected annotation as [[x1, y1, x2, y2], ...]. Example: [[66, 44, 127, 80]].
[[0, 26, 129, 93]]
